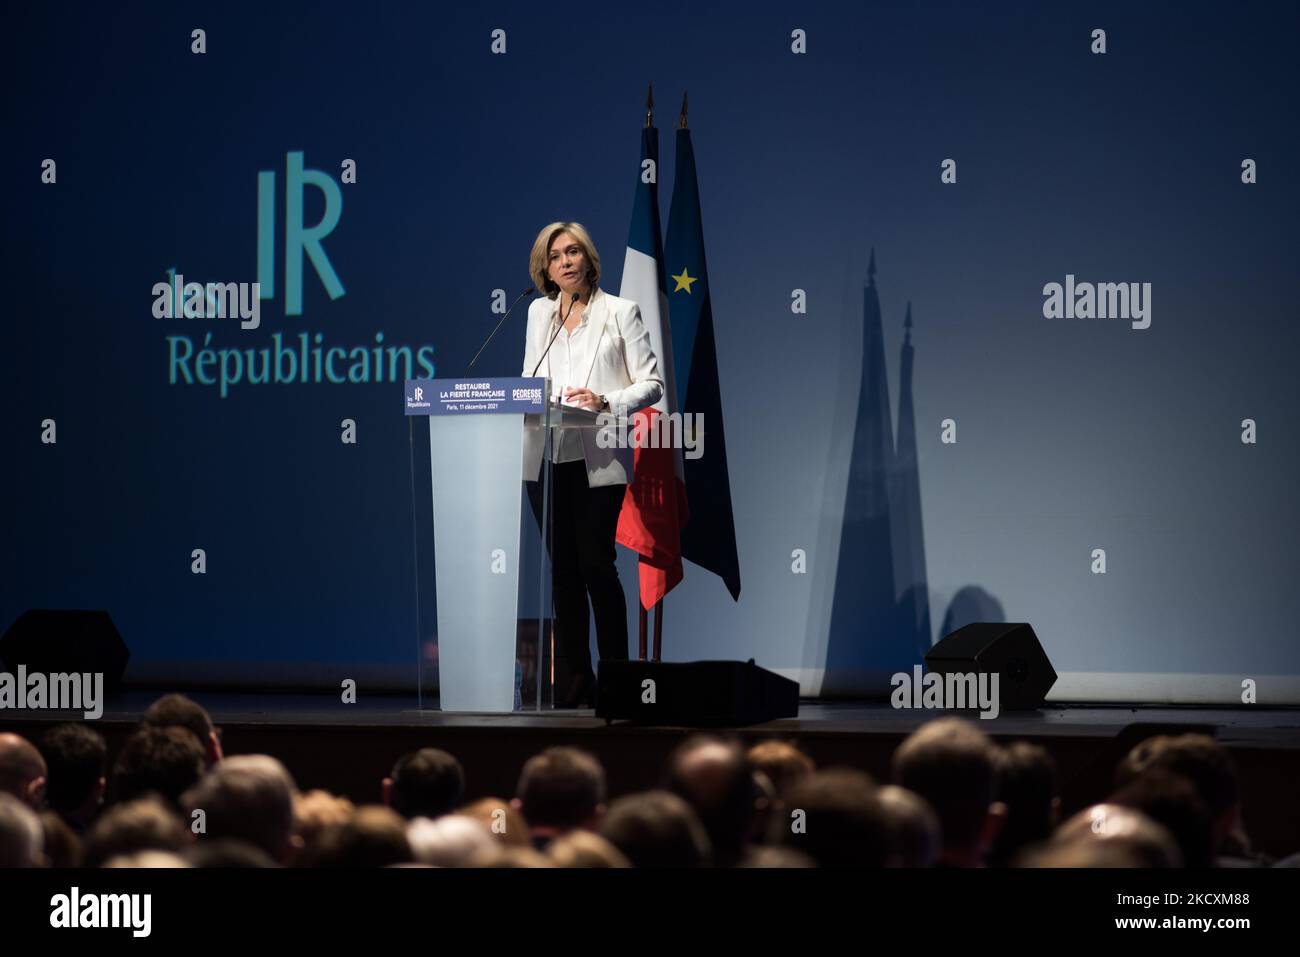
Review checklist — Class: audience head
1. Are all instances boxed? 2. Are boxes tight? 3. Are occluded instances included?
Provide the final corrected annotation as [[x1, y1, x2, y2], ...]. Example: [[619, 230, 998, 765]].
[[545, 830, 631, 868], [142, 693, 223, 768], [988, 741, 1058, 865], [1109, 768, 1213, 868], [877, 785, 941, 868], [294, 789, 356, 857], [406, 814, 496, 867], [460, 797, 530, 847], [38, 723, 107, 827], [82, 796, 189, 868], [514, 746, 606, 835], [775, 768, 894, 867], [183, 838, 278, 868], [599, 791, 711, 868], [746, 739, 815, 800], [109, 725, 205, 809], [0, 792, 45, 866], [737, 845, 817, 868], [39, 810, 82, 867], [1030, 803, 1182, 868], [1117, 734, 1240, 852], [468, 845, 555, 868], [892, 718, 1004, 866], [665, 736, 761, 867], [182, 754, 299, 863], [383, 748, 465, 820], [298, 805, 412, 868], [104, 850, 189, 868], [0, 732, 47, 810], [748, 767, 779, 847]]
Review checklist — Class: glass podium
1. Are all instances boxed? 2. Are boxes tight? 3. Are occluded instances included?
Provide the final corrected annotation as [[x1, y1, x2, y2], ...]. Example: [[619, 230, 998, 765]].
[[405, 376, 605, 712]]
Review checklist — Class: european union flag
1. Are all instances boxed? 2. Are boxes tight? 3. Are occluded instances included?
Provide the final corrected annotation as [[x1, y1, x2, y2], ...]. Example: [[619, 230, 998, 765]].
[[665, 123, 741, 601]]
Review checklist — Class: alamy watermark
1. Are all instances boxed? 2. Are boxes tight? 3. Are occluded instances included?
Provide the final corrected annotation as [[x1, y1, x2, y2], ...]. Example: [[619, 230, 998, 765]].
[[891, 665, 1000, 720], [0, 666, 103, 720], [153, 272, 261, 330], [594, 410, 705, 460], [1042, 274, 1151, 330], [50, 887, 151, 937]]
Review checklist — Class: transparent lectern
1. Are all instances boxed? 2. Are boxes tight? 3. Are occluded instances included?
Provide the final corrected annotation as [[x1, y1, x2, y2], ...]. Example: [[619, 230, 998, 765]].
[[404, 376, 603, 712]]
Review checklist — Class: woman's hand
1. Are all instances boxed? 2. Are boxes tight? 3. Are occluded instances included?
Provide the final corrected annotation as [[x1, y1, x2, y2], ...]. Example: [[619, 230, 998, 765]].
[[562, 386, 603, 411]]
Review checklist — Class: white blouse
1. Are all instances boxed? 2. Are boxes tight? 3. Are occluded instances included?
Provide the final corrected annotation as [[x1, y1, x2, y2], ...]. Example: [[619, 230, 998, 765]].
[[542, 309, 594, 464]]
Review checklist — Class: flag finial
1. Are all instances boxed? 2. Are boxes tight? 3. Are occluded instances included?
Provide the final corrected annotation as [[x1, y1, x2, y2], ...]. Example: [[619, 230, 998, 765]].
[[868, 247, 877, 285], [904, 301, 913, 342], [678, 91, 689, 130], [645, 83, 654, 128]]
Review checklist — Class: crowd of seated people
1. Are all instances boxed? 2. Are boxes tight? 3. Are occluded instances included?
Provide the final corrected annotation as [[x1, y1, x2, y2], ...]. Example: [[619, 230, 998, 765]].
[[0, 695, 1292, 868]]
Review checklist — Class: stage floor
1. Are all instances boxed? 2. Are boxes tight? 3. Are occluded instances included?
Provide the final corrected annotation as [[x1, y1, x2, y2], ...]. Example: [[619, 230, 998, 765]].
[[7, 690, 1298, 744]]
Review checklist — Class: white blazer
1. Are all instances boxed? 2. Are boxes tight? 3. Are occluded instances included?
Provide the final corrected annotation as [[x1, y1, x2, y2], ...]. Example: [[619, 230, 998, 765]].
[[521, 286, 664, 487]]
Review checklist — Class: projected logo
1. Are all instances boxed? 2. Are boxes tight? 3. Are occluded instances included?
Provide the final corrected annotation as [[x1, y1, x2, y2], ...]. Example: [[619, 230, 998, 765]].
[[257, 150, 345, 316], [163, 151, 435, 398]]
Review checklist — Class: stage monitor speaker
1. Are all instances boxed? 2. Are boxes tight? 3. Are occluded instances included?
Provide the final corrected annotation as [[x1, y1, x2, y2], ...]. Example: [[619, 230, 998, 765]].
[[596, 659, 799, 725], [0, 610, 130, 694], [924, 622, 1056, 711]]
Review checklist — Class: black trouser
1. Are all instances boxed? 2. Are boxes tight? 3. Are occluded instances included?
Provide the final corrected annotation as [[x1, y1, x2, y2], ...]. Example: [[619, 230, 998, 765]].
[[527, 460, 629, 680]]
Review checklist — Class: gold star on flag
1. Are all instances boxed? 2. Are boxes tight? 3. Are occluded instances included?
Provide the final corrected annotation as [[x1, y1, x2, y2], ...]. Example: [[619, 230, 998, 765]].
[[671, 268, 698, 293]]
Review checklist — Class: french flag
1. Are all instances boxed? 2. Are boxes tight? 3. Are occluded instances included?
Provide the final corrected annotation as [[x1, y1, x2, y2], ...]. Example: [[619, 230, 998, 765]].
[[616, 92, 689, 609]]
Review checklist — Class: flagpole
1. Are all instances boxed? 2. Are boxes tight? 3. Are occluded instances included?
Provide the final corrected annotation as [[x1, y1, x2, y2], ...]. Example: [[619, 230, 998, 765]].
[[638, 603, 647, 660], [637, 79, 653, 662], [644, 89, 687, 663], [653, 599, 664, 661]]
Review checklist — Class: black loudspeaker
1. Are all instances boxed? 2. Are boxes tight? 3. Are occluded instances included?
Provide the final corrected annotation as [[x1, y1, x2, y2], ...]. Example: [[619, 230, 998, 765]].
[[596, 659, 800, 725], [924, 622, 1056, 711], [0, 610, 130, 694]]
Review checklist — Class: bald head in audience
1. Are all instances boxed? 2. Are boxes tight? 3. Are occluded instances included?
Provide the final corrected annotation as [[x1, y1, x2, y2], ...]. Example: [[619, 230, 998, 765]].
[[666, 736, 761, 867], [1027, 803, 1182, 868]]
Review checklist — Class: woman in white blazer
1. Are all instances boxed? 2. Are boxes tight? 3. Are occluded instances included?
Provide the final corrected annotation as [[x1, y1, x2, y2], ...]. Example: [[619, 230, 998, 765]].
[[522, 222, 664, 708]]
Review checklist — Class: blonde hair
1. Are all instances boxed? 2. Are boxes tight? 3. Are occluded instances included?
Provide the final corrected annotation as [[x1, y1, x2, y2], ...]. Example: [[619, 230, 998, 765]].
[[529, 221, 601, 300], [459, 797, 531, 847], [546, 830, 630, 868]]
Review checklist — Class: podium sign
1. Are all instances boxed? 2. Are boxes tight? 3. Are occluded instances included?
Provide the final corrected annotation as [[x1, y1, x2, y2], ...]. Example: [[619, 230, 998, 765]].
[[404, 377, 545, 416]]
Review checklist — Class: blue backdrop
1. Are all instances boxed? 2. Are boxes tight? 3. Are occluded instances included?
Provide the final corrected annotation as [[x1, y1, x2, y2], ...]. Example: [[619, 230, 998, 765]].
[[4, 1, 1298, 701]]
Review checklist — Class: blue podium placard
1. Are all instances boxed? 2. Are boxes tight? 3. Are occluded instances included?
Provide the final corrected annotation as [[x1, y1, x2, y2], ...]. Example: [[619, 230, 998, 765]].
[[404, 377, 546, 416]]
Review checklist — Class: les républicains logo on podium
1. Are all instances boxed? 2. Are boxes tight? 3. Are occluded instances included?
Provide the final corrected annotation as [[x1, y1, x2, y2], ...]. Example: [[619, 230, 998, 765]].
[[159, 151, 435, 398]]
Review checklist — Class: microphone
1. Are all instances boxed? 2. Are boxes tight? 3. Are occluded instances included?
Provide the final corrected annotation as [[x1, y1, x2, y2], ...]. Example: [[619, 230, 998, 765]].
[[464, 285, 536, 375], [529, 291, 582, 378]]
